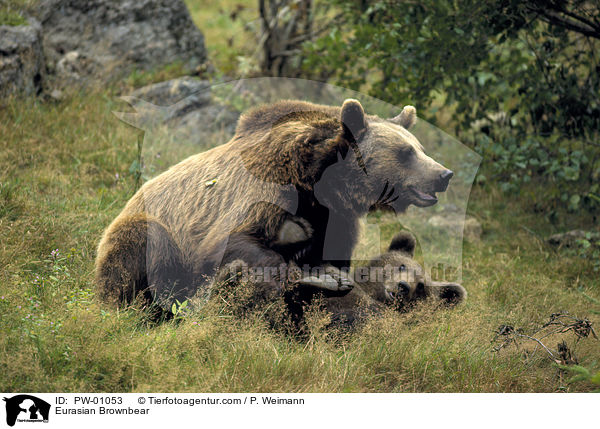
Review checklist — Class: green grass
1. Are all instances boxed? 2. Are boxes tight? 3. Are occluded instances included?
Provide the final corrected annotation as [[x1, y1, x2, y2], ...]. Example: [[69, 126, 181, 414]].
[[1, 85, 599, 392], [0, 0, 37, 26], [185, 0, 259, 76], [0, 7, 26, 26], [0, 9, 26, 26], [125, 61, 193, 90]]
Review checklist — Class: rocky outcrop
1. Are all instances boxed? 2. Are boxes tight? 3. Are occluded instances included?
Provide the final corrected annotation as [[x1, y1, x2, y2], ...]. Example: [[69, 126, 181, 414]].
[[130, 77, 212, 122], [34, 0, 208, 88], [0, 19, 45, 97], [119, 77, 240, 147]]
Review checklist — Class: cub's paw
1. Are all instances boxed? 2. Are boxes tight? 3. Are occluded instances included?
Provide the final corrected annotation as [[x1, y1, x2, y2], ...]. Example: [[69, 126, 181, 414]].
[[295, 265, 354, 297]]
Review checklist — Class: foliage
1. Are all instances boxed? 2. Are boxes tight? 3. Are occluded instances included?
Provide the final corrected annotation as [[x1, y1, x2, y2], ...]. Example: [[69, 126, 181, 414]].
[[558, 364, 600, 392], [171, 299, 190, 320], [303, 0, 600, 216], [185, 0, 259, 76], [572, 232, 600, 273]]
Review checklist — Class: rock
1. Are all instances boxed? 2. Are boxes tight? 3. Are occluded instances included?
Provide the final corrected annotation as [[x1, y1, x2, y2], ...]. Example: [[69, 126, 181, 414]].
[[119, 77, 240, 147], [131, 77, 212, 121], [176, 103, 240, 137], [55, 50, 100, 86], [547, 230, 589, 248], [0, 18, 45, 97], [49, 88, 63, 101], [428, 213, 482, 242], [34, 0, 207, 87]]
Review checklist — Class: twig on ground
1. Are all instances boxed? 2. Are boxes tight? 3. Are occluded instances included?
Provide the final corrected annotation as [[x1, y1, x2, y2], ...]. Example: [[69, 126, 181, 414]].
[[492, 312, 597, 365]]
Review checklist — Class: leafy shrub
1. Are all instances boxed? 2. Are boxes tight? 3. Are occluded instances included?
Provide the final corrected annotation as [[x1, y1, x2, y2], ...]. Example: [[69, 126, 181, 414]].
[[303, 0, 600, 216]]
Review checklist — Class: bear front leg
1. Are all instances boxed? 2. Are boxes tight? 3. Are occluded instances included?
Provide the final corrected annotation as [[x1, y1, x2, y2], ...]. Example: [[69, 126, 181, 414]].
[[220, 232, 291, 301], [220, 233, 354, 299]]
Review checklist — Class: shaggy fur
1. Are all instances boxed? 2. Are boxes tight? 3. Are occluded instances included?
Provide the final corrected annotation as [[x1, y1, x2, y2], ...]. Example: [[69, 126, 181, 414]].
[[324, 232, 468, 328], [95, 98, 453, 311]]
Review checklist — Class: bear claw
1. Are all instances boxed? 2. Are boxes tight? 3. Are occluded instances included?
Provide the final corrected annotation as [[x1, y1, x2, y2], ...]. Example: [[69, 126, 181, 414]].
[[296, 266, 354, 294]]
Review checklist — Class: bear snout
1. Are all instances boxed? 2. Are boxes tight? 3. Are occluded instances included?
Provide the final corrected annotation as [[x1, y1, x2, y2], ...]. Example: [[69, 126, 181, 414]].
[[397, 281, 411, 297], [435, 169, 454, 192]]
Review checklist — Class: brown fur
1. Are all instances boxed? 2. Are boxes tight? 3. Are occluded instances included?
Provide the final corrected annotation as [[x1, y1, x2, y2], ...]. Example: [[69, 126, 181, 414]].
[[324, 232, 467, 328], [95, 99, 453, 312], [95, 213, 193, 307], [235, 100, 345, 137]]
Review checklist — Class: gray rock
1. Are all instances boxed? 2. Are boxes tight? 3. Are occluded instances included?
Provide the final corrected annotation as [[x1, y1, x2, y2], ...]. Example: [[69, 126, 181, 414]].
[[49, 88, 64, 100], [55, 50, 100, 86], [119, 77, 240, 148], [547, 230, 589, 248], [131, 77, 212, 121], [34, 0, 207, 87], [176, 103, 240, 138], [0, 19, 45, 97]]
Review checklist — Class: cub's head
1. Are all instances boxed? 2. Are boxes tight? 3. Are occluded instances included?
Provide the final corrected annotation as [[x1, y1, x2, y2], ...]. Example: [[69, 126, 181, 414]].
[[357, 232, 466, 309], [339, 99, 453, 212]]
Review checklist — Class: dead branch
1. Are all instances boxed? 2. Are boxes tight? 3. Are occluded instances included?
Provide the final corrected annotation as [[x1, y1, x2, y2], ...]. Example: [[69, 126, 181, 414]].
[[526, 2, 600, 40], [492, 312, 597, 365]]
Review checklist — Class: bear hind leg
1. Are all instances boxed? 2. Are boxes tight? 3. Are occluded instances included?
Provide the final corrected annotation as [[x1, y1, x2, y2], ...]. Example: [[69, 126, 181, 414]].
[[95, 213, 193, 311]]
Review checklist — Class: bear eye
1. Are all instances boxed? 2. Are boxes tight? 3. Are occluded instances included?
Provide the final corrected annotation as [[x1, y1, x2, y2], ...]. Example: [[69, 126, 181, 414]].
[[397, 145, 416, 162], [399, 264, 406, 272]]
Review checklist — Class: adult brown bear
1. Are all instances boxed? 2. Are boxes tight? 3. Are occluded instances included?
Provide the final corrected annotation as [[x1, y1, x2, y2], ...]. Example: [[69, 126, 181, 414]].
[[95, 99, 453, 311]]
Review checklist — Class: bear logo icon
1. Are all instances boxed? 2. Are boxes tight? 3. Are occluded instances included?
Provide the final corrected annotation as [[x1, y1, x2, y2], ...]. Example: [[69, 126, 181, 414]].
[[3, 395, 50, 426]]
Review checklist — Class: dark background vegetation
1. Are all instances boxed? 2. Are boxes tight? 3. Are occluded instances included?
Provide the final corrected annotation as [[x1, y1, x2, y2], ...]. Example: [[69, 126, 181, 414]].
[[303, 0, 600, 219]]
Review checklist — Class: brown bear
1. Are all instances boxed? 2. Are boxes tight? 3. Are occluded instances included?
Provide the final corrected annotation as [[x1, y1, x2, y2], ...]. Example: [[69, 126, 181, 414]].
[[95, 98, 454, 312], [254, 216, 466, 327], [323, 231, 467, 327]]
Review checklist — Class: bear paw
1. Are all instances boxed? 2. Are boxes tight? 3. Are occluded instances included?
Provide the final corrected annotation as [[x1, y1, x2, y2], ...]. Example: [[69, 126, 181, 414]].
[[295, 265, 354, 297]]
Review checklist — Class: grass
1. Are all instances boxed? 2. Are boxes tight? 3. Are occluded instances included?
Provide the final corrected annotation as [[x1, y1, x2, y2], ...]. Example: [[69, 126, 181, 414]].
[[0, 0, 37, 26], [0, 9, 26, 26], [185, 0, 259, 76], [1, 84, 599, 393], [0, 7, 26, 26]]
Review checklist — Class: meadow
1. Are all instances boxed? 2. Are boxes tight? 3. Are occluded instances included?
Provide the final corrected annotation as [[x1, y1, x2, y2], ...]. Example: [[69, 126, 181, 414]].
[[1, 82, 598, 392], [0, 0, 598, 392]]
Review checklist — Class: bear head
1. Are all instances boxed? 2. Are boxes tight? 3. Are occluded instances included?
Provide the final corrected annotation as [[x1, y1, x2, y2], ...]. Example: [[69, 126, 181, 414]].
[[314, 99, 454, 216], [357, 231, 467, 309]]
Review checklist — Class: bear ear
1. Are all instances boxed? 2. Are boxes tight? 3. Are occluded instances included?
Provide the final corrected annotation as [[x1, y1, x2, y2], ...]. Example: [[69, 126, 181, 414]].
[[429, 281, 467, 305], [388, 231, 416, 256], [341, 98, 367, 139], [390, 105, 417, 129]]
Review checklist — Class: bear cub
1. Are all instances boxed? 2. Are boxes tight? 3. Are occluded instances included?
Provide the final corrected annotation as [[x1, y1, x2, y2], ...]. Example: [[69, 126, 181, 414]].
[[325, 231, 467, 327], [215, 216, 466, 329]]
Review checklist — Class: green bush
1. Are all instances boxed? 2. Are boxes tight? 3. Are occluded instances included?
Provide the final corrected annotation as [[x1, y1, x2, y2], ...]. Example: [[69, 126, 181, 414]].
[[303, 0, 600, 216]]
